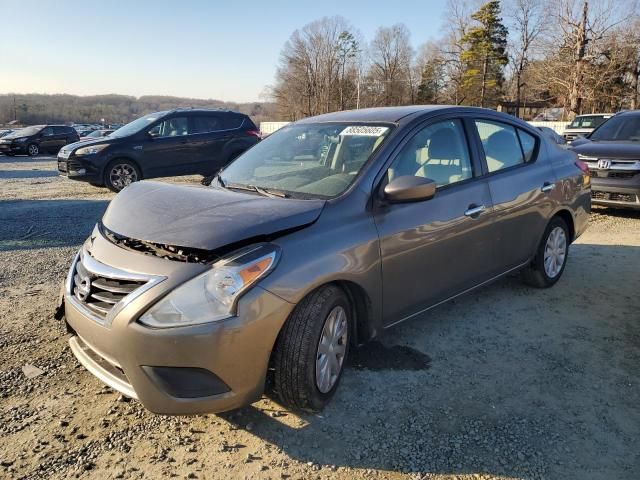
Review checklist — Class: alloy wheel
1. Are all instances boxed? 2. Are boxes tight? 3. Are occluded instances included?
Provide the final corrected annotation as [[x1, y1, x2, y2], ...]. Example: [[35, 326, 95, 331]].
[[543, 226, 567, 278], [28, 144, 39, 156], [315, 305, 348, 394], [109, 164, 138, 190]]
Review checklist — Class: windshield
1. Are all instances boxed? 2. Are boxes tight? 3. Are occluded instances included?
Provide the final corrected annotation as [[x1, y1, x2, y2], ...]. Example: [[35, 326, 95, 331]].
[[85, 130, 105, 138], [109, 112, 167, 138], [589, 115, 640, 142], [7, 126, 42, 138], [219, 123, 392, 199], [568, 115, 609, 129]]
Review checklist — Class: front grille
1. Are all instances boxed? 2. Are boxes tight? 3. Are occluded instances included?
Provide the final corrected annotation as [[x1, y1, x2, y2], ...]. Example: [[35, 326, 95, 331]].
[[72, 252, 148, 321], [592, 191, 637, 203]]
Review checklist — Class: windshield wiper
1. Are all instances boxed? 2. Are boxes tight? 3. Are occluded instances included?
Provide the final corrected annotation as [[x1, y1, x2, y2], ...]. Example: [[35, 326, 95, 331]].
[[224, 182, 289, 198]]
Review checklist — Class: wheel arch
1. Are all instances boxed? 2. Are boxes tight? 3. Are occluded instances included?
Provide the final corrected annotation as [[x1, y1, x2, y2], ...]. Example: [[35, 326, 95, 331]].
[[104, 156, 144, 180], [551, 208, 575, 242]]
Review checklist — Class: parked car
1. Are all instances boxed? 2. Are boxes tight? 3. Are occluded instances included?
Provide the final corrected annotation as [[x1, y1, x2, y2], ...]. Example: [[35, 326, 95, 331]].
[[57, 106, 590, 415], [57, 108, 260, 191], [0, 125, 79, 156], [537, 126, 566, 146], [563, 113, 613, 141], [570, 110, 640, 209], [80, 129, 114, 141]]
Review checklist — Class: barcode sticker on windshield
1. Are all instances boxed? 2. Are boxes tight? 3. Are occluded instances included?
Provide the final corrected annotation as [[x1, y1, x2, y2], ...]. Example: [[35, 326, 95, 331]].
[[340, 126, 389, 137]]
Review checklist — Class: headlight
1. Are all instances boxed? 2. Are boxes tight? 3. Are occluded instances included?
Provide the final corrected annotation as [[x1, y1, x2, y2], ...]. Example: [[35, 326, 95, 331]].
[[75, 144, 109, 155], [138, 243, 280, 328]]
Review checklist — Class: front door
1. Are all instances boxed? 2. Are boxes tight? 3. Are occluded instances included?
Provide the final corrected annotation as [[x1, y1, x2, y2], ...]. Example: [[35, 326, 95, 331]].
[[141, 116, 195, 177], [374, 118, 496, 326]]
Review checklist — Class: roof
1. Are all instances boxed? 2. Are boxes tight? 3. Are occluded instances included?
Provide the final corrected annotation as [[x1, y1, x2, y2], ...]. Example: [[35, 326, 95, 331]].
[[296, 105, 454, 124]]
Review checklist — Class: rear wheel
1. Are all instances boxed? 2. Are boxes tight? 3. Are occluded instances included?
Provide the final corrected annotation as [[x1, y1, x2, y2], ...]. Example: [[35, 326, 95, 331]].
[[521, 216, 569, 288], [27, 143, 39, 156], [104, 160, 140, 192], [272, 285, 351, 412]]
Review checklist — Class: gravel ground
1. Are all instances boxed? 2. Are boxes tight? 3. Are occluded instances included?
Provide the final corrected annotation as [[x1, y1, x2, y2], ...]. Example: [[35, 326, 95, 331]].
[[1, 155, 639, 480]]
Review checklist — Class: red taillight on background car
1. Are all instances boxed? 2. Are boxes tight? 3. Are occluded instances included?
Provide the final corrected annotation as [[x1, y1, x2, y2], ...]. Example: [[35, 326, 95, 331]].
[[575, 160, 590, 176], [246, 130, 262, 139]]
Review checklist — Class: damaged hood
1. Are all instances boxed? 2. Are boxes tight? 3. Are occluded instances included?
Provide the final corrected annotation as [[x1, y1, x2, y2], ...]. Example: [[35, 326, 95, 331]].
[[102, 181, 325, 251]]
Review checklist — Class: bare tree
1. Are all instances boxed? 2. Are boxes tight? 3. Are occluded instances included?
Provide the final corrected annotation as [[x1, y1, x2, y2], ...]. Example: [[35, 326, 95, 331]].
[[504, 0, 549, 117], [368, 24, 414, 106]]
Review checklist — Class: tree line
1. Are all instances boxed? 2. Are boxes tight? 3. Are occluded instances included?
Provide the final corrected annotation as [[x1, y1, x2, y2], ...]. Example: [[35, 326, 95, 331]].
[[269, 0, 640, 121], [0, 93, 277, 127]]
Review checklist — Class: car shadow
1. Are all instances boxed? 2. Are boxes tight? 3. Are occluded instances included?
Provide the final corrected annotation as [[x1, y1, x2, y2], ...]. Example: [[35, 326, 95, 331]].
[[210, 242, 640, 479], [0, 170, 58, 179], [0, 199, 110, 251], [592, 206, 640, 219], [0, 156, 56, 164]]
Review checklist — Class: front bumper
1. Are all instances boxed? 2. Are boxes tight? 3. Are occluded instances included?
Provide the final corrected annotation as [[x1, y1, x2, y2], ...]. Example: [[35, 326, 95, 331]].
[[0, 143, 26, 154], [590, 172, 640, 209], [62, 232, 295, 415], [57, 154, 101, 182]]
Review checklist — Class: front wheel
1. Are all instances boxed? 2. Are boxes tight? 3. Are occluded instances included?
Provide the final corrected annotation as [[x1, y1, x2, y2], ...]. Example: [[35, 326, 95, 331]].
[[272, 285, 351, 412], [521, 216, 570, 288], [27, 143, 39, 156], [104, 160, 141, 192]]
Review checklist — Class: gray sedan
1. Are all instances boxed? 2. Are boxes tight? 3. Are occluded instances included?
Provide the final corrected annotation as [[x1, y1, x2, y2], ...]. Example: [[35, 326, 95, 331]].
[[59, 106, 591, 414]]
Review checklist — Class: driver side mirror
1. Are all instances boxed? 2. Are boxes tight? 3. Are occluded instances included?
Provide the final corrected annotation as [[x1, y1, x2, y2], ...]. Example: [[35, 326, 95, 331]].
[[384, 176, 436, 203]]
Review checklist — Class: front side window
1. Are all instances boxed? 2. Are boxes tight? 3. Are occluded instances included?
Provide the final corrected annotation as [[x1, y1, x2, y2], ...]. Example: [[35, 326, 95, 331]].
[[474, 120, 532, 173], [41, 127, 54, 136], [220, 123, 392, 199], [110, 112, 167, 138], [387, 119, 473, 187], [148, 116, 190, 138]]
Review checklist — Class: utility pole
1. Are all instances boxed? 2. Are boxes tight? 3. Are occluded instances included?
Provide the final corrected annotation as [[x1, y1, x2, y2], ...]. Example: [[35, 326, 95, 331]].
[[569, 1, 589, 117], [13, 95, 17, 122]]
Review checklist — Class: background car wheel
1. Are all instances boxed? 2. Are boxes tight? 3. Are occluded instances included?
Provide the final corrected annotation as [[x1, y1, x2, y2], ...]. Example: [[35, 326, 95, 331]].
[[521, 216, 570, 288], [272, 285, 351, 412], [104, 160, 141, 192], [27, 144, 39, 156]]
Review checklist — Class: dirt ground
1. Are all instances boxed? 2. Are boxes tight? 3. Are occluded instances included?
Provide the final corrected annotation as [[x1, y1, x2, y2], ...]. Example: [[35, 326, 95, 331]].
[[1, 155, 639, 480]]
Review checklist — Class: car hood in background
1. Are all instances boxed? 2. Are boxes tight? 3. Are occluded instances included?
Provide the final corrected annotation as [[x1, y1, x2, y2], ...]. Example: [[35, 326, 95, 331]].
[[570, 140, 640, 159], [101, 181, 326, 251]]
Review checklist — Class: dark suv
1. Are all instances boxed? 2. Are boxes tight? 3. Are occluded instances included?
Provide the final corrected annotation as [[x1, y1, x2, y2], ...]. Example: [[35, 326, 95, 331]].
[[57, 109, 260, 191], [0, 125, 79, 156], [570, 110, 640, 210]]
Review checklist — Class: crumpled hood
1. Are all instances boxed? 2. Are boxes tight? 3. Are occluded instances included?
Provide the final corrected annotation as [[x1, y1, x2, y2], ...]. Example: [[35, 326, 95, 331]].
[[102, 181, 326, 250], [571, 140, 640, 159]]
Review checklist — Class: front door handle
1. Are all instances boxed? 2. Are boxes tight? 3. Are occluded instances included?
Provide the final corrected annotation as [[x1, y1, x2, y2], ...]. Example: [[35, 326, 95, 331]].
[[464, 204, 486, 217], [541, 182, 556, 193]]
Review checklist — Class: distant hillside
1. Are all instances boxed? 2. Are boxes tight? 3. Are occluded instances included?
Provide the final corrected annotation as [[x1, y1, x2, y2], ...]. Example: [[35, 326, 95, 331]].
[[0, 94, 278, 126]]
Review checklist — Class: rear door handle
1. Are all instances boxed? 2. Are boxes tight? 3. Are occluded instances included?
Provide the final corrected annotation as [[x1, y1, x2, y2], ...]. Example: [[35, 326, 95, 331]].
[[464, 204, 486, 217], [541, 182, 556, 193]]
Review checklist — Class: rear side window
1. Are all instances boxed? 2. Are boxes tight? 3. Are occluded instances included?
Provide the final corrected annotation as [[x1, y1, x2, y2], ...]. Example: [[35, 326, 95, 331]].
[[473, 120, 536, 173], [192, 115, 222, 134], [221, 115, 244, 130]]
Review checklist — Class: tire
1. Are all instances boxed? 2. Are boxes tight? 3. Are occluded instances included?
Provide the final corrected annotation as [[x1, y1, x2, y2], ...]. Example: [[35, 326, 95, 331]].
[[104, 159, 141, 192], [521, 216, 570, 288], [27, 143, 39, 156], [272, 285, 351, 412], [89, 182, 104, 188]]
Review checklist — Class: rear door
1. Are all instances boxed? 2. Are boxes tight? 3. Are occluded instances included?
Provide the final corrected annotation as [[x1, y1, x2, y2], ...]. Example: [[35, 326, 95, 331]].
[[140, 115, 195, 177], [189, 113, 247, 175], [470, 118, 556, 269], [373, 117, 496, 325], [52, 127, 69, 150], [39, 127, 57, 151]]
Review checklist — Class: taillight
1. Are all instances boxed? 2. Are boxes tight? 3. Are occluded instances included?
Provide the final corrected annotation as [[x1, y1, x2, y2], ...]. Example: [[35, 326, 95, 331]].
[[246, 130, 262, 139], [575, 160, 590, 176]]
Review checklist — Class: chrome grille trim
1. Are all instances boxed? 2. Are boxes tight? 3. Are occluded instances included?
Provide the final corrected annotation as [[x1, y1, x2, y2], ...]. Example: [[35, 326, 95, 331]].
[[66, 247, 166, 327]]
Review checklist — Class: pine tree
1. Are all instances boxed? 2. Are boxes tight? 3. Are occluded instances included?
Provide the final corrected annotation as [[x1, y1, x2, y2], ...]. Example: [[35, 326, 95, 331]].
[[460, 0, 508, 107]]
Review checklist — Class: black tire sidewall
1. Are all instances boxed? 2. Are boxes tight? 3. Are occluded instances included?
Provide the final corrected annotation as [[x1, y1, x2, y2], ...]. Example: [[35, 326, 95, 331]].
[[104, 159, 141, 192], [304, 290, 351, 409], [535, 217, 569, 286]]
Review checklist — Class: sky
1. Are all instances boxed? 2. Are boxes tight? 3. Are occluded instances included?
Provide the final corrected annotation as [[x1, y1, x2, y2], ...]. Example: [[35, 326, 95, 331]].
[[0, 0, 449, 103]]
